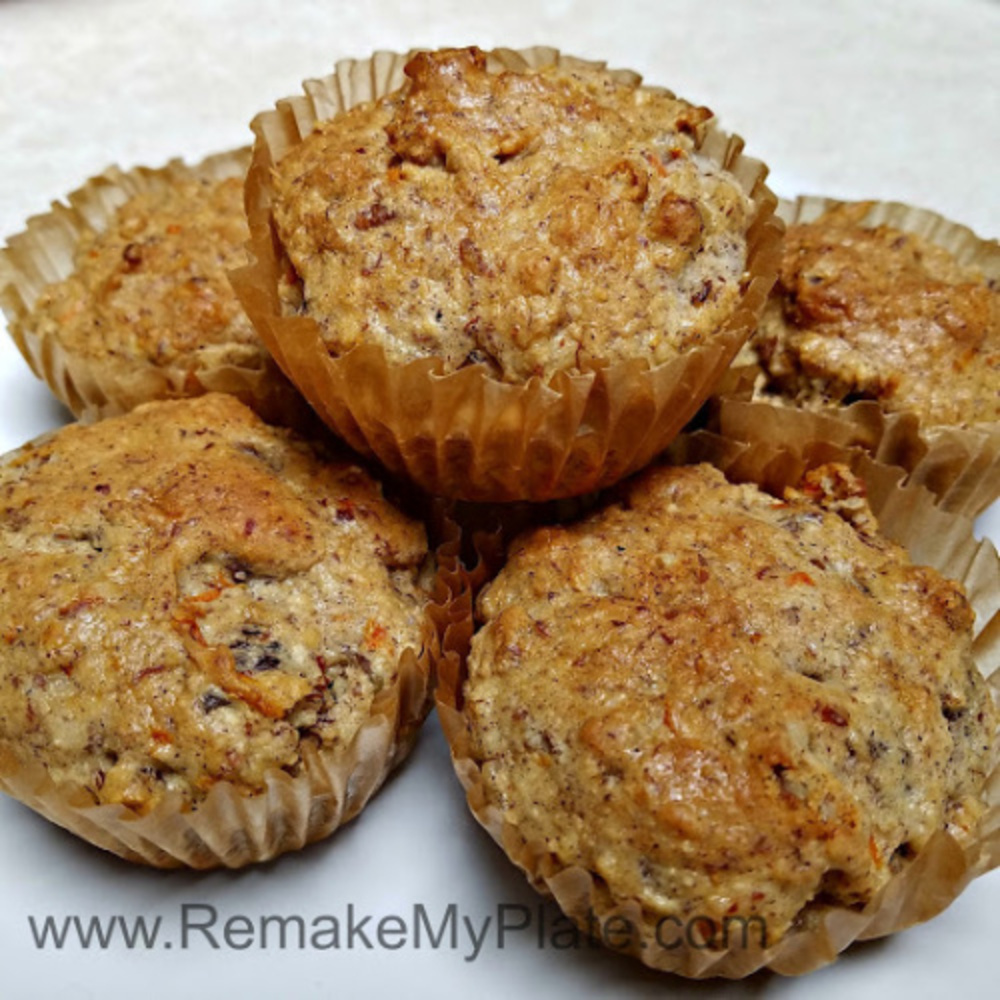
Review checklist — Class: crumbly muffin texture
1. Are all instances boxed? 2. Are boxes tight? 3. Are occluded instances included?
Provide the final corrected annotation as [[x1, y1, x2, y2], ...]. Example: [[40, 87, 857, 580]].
[[750, 201, 1000, 426], [271, 46, 752, 382], [0, 394, 429, 812], [25, 171, 263, 373], [465, 462, 995, 942]]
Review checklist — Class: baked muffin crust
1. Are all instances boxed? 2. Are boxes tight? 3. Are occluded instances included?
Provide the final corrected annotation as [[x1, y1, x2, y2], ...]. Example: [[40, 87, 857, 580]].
[[18, 164, 274, 396], [271, 46, 753, 382], [751, 201, 1000, 426], [465, 462, 995, 942], [0, 394, 429, 812]]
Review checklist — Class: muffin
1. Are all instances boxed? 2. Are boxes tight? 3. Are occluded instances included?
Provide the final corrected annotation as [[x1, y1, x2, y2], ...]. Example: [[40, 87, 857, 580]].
[[272, 46, 753, 381], [0, 149, 308, 426], [715, 197, 1000, 515], [751, 200, 999, 426], [0, 393, 434, 867], [439, 457, 997, 976], [236, 46, 782, 501]]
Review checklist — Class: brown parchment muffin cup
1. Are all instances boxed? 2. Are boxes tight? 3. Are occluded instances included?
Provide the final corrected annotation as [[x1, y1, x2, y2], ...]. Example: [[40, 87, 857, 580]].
[[711, 196, 1000, 518], [437, 432, 1000, 979], [0, 148, 310, 428], [0, 394, 465, 869], [234, 47, 782, 502]]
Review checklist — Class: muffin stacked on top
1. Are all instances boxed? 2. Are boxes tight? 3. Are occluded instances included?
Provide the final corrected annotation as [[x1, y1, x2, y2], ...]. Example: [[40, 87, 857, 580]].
[[0, 44, 996, 976], [237, 45, 781, 501], [268, 47, 754, 380]]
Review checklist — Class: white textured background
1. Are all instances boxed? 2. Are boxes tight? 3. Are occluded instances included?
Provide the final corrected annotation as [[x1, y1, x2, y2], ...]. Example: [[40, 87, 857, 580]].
[[0, 1, 998, 998]]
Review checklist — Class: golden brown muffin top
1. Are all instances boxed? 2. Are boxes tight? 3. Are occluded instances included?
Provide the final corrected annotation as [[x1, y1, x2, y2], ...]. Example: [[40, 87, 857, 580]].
[[465, 462, 994, 943], [271, 47, 752, 382], [27, 171, 262, 371], [752, 202, 1000, 426], [0, 394, 428, 812]]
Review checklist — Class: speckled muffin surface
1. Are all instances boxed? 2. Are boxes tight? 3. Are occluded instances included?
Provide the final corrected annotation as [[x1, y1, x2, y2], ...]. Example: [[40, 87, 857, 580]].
[[6, 157, 302, 422], [464, 462, 995, 943], [0, 393, 429, 814], [749, 201, 1000, 427], [33, 174, 255, 367], [270, 46, 753, 382]]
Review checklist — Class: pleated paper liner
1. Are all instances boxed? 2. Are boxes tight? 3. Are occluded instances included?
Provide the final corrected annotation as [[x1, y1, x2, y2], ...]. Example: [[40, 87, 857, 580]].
[[0, 608, 441, 871], [708, 195, 1000, 518], [233, 47, 783, 503], [0, 441, 469, 871], [436, 432, 1000, 978], [0, 147, 311, 429]]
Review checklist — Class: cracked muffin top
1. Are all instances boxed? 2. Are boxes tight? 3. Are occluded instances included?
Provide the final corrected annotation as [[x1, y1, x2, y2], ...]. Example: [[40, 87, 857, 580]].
[[464, 461, 995, 943], [270, 46, 753, 382], [9, 154, 300, 420], [34, 172, 254, 366], [0, 394, 429, 812], [749, 201, 1000, 427]]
